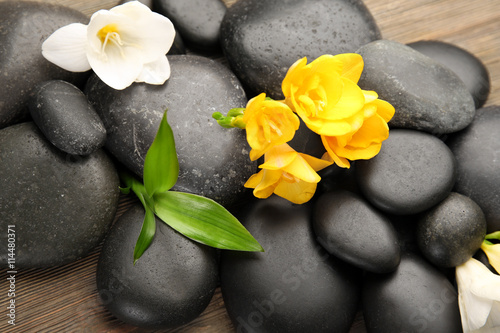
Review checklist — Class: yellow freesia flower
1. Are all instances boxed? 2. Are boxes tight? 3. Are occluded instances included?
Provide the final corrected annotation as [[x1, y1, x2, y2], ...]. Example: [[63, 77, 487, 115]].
[[481, 242, 500, 273], [282, 53, 367, 136], [244, 143, 332, 204], [242, 93, 300, 161], [321, 90, 395, 168]]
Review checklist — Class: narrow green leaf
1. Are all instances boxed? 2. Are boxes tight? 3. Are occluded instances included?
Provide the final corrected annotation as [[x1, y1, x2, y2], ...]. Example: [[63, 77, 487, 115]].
[[485, 231, 500, 240], [133, 206, 156, 264], [144, 111, 179, 197], [120, 170, 149, 209], [154, 191, 264, 252]]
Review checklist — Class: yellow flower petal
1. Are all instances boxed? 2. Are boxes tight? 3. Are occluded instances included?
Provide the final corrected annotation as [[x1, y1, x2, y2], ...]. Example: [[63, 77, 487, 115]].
[[347, 113, 389, 148], [373, 98, 396, 123], [321, 136, 351, 168], [300, 153, 333, 172], [274, 179, 318, 204], [362, 90, 379, 104], [481, 242, 500, 273], [243, 93, 299, 161], [283, 155, 321, 183], [334, 53, 364, 83], [322, 78, 365, 120]]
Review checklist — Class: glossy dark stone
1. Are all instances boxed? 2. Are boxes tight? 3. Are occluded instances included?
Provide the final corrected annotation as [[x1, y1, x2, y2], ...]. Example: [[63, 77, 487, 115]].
[[0, 1, 89, 129], [221, 0, 381, 99], [221, 196, 361, 333], [86, 55, 256, 207], [313, 190, 400, 273], [154, 0, 226, 51], [363, 253, 462, 333], [356, 129, 456, 215], [408, 40, 490, 108], [28, 80, 106, 155], [357, 40, 476, 134], [96, 204, 218, 329], [447, 105, 500, 232], [0, 122, 119, 268], [417, 192, 486, 268]]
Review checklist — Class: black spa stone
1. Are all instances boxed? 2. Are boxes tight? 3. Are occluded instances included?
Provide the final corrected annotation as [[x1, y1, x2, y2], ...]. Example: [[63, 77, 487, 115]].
[[363, 252, 462, 333], [85, 55, 256, 207], [447, 105, 500, 232], [408, 40, 490, 108], [313, 190, 400, 273], [221, 0, 381, 99], [0, 122, 120, 268], [356, 129, 456, 215], [220, 196, 361, 333], [417, 192, 487, 268], [357, 40, 476, 134], [154, 0, 226, 51], [96, 204, 218, 329], [28, 80, 106, 156], [0, 1, 89, 129]]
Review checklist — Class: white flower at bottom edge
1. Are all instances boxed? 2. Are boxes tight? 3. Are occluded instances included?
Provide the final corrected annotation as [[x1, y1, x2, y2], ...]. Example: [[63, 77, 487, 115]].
[[42, 1, 175, 90], [456, 258, 500, 332]]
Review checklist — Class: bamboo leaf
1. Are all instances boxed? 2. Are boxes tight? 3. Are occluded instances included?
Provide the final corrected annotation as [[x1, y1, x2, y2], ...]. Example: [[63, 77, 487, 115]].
[[154, 191, 264, 252], [133, 206, 156, 264], [144, 111, 179, 197]]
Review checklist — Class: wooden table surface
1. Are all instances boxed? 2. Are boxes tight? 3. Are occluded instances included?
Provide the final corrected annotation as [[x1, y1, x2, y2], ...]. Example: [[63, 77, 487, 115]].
[[2, 0, 500, 332]]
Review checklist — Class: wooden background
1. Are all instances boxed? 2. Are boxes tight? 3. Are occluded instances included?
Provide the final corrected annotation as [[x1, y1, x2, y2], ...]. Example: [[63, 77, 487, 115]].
[[2, 0, 500, 332]]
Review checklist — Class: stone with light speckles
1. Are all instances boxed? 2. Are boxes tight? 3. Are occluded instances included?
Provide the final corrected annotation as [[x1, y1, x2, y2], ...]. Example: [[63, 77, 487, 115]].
[[220, 0, 381, 99], [0, 122, 120, 268], [0, 1, 89, 129], [86, 55, 256, 207]]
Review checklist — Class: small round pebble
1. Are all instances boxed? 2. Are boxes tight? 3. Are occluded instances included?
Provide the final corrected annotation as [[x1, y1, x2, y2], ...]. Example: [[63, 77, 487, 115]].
[[417, 192, 487, 268], [29, 80, 106, 155], [408, 40, 490, 108], [313, 190, 400, 273], [356, 129, 456, 215]]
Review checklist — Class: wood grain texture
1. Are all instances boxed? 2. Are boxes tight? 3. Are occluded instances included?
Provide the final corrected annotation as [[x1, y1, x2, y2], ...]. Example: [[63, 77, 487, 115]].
[[1, 0, 500, 332]]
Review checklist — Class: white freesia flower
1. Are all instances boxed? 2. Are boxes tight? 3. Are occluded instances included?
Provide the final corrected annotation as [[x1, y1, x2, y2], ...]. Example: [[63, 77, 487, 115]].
[[42, 1, 175, 90], [456, 258, 500, 332]]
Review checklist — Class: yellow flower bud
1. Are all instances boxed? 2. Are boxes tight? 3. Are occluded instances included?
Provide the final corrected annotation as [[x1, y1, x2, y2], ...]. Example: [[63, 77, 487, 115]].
[[242, 93, 300, 161]]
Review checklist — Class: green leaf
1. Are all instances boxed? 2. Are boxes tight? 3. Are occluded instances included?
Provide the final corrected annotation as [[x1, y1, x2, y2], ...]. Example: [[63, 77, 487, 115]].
[[120, 170, 150, 210], [485, 231, 500, 240], [154, 191, 264, 252], [133, 206, 156, 264], [144, 111, 179, 197]]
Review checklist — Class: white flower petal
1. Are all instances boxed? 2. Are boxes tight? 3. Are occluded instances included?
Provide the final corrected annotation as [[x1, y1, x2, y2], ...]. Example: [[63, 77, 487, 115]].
[[112, 4, 175, 64], [456, 258, 500, 332], [86, 10, 131, 55], [132, 12, 175, 63], [42, 23, 90, 72], [135, 56, 170, 85], [482, 301, 500, 330], [87, 45, 143, 90], [109, 1, 152, 18]]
